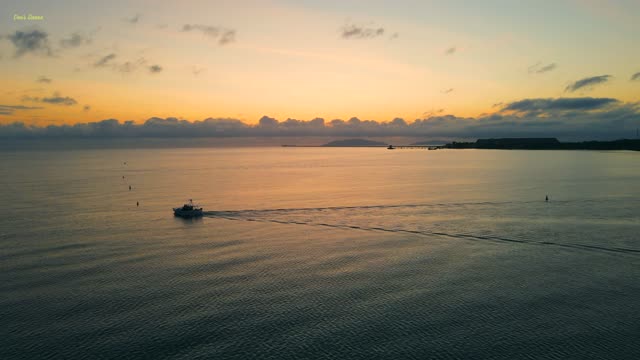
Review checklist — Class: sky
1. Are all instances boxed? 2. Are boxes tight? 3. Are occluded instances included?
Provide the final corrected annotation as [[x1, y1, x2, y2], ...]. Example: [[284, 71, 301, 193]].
[[0, 0, 639, 140]]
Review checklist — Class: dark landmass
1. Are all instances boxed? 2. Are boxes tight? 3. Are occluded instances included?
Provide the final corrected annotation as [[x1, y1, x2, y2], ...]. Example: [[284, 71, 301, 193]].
[[443, 138, 640, 151], [411, 140, 448, 146], [322, 139, 388, 147]]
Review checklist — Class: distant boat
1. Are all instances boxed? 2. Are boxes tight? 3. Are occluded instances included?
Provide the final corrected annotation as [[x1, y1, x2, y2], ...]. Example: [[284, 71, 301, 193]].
[[173, 199, 203, 218], [428, 146, 438, 150], [387, 145, 395, 150]]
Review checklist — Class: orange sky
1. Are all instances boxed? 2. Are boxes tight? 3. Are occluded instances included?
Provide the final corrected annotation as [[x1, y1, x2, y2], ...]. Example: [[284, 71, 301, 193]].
[[1, 0, 639, 126]]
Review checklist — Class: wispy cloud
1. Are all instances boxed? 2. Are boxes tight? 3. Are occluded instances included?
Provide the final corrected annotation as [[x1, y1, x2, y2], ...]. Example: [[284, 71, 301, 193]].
[[422, 109, 444, 117], [341, 24, 385, 39], [565, 75, 612, 92], [444, 46, 456, 55], [94, 53, 116, 67], [631, 72, 640, 81], [528, 62, 557, 74], [7, 29, 52, 57], [537, 63, 557, 73], [191, 66, 206, 76], [23, 92, 78, 106], [60, 32, 92, 48], [125, 14, 141, 24], [441, 88, 454, 94], [117, 58, 147, 73], [0, 104, 43, 116], [182, 24, 236, 45], [36, 76, 52, 84], [502, 97, 618, 114], [93, 54, 153, 74]]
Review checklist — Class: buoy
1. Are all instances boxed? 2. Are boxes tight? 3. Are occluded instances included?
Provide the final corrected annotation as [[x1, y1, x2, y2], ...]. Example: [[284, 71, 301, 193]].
[[136, 201, 139, 207], [129, 185, 131, 190], [545, 195, 549, 202]]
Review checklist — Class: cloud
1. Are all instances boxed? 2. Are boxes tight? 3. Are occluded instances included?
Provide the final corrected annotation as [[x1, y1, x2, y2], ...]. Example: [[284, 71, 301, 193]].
[[537, 63, 557, 73], [117, 58, 147, 73], [219, 30, 236, 45], [93, 54, 152, 73], [502, 97, 618, 114], [37, 76, 52, 83], [565, 75, 612, 92], [341, 24, 385, 39], [442, 88, 454, 94], [2, 98, 638, 141], [125, 14, 141, 24], [23, 92, 78, 106], [444, 46, 456, 55], [83, 105, 91, 111], [60, 32, 92, 48], [94, 53, 116, 67], [422, 109, 444, 117], [182, 24, 236, 45], [529, 62, 557, 74], [527, 62, 541, 73], [191, 66, 206, 76], [631, 72, 640, 81], [390, 32, 399, 40], [0, 104, 43, 116], [7, 29, 52, 57]]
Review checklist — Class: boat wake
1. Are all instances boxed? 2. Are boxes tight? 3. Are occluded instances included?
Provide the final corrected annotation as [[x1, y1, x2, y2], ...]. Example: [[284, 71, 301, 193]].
[[203, 201, 640, 256]]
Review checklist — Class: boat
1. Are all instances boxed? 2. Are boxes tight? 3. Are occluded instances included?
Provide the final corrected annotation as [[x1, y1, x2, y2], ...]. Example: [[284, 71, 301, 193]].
[[173, 199, 203, 218], [387, 145, 395, 150]]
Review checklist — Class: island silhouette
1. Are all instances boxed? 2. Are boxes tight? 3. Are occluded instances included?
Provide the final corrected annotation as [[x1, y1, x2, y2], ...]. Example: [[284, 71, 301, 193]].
[[443, 138, 640, 151]]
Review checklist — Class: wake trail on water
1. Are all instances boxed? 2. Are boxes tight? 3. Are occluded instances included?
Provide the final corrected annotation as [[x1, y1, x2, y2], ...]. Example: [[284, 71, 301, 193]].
[[202, 201, 640, 256], [203, 197, 640, 216], [203, 199, 550, 215]]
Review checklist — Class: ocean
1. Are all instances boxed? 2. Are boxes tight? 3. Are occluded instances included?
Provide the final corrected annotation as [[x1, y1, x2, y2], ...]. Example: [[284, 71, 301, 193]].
[[1, 146, 639, 359]]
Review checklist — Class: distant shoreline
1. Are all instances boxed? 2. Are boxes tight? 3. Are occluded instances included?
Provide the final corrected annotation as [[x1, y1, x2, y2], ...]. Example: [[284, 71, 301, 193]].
[[442, 138, 640, 151], [285, 138, 640, 151]]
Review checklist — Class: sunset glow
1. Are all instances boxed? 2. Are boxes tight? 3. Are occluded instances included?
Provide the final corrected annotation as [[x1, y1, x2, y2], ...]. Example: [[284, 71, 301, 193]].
[[1, 0, 639, 130]]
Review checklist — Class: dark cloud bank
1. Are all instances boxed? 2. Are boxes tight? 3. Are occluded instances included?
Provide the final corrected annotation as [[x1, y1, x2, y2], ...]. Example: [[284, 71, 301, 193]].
[[2, 98, 638, 142]]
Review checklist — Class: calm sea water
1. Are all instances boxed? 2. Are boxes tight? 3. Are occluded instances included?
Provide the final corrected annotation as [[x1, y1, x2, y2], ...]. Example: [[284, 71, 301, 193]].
[[1, 147, 639, 359]]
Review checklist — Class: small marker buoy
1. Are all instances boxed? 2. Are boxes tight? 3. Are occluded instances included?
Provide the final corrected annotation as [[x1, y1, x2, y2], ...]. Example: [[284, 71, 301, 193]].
[[545, 195, 549, 202], [129, 185, 132, 190], [136, 201, 139, 207]]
